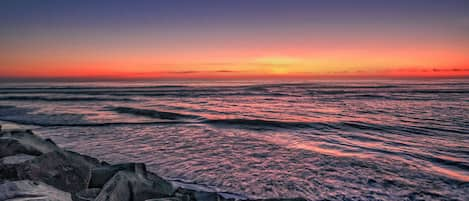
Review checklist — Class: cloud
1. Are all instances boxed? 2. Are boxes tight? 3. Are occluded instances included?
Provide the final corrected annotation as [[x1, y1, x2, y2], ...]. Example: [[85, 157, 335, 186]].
[[167, 71, 199, 74], [431, 68, 469, 72], [131, 70, 242, 75], [166, 70, 241, 74]]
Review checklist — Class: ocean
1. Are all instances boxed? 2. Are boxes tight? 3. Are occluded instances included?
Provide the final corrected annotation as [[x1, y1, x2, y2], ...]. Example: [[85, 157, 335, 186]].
[[0, 79, 468, 200]]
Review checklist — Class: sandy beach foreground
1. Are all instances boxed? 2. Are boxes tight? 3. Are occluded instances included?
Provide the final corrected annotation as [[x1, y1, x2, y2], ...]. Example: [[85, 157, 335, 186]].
[[0, 125, 306, 201]]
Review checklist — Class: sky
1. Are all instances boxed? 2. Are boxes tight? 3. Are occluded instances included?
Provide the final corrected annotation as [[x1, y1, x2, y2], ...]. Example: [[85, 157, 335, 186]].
[[1, 0, 468, 79]]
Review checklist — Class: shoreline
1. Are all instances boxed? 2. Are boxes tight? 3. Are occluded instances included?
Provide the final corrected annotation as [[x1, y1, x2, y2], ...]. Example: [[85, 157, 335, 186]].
[[0, 125, 306, 201]]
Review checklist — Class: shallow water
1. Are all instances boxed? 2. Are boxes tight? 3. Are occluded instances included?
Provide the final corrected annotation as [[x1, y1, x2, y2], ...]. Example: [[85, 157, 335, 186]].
[[0, 79, 468, 200]]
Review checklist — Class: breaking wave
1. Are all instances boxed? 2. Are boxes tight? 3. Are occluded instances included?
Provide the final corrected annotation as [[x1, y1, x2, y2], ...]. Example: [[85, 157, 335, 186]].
[[109, 106, 203, 120], [0, 96, 133, 102]]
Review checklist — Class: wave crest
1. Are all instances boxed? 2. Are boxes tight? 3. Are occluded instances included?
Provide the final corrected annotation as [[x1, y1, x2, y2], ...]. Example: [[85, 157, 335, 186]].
[[110, 106, 203, 120]]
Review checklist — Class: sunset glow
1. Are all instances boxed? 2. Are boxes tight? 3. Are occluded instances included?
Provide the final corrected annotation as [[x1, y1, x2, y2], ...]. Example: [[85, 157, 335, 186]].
[[1, 1, 468, 79]]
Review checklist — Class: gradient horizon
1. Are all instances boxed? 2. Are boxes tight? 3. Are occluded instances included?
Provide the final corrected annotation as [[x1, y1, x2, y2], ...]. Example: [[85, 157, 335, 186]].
[[1, 0, 468, 79]]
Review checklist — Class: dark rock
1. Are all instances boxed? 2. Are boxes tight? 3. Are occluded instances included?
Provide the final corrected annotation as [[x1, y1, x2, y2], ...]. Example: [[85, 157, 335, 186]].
[[191, 191, 221, 201], [0, 138, 44, 157], [17, 150, 97, 193], [66, 150, 102, 167], [0, 180, 72, 201], [94, 170, 174, 201], [1, 153, 36, 165], [89, 163, 147, 188], [146, 171, 177, 196], [173, 187, 221, 201], [0, 154, 36, 180], [46, 138, 58, 145], [170, 181, 247, 201], [72, 188, 102, 201], [249, 198, 308, 201], [89, 163, 176, 196], [146, 197, 183, 201], [0, 129, 61, 157]]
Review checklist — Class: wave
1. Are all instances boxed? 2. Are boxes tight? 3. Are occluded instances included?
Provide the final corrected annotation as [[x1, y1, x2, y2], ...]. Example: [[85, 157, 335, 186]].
[[0, 105, 191, 127], [0, 105, 15, 109], [203, 118, 324, 130], [0, 104, 31, 114], [347, 94, 390, 99], [206, 119, 458, 133], [2, 104, 463, 136], [108, 106, 397, 131], [0, 85, 187, 91], [420, 155, 469, 172], [0, 89, 287, 98], [0, 96, 133, 102], [0, 118, 192, 127], [406, 90, 469, 94], [107, 106, 320, 129], [110, 106, 203, 120]]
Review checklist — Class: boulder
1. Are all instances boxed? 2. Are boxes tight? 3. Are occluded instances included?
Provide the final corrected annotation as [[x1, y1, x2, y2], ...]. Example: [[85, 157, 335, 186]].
[[94, 170, 174, 201], [147, 171, 178, 196], [0, 154, 36, 180], [173, 187, 229, 201], [89, 163, 176, 195], [72, 188, 102, 201], [89, 163, 148, 188], [0, 129, 61, 157], [17, 150, 97, 193], [248, 199, 308, 201], [171, 185, 306, 201], [66, 150, 103, 167], [0, 180, 72, 201], [146, 197, 183, 201], [170, 181, 246, 201], [1, 153, 36, 165], [0, 138, 44, 158]]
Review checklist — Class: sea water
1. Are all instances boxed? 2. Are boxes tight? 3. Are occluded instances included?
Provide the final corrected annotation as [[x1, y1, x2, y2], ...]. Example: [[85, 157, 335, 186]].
[[0, 79, 468, 200]]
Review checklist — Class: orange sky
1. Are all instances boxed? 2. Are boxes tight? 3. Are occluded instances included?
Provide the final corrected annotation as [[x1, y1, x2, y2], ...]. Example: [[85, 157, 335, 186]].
[[2, 46, 468, 79], [1, 1, 468, 79]]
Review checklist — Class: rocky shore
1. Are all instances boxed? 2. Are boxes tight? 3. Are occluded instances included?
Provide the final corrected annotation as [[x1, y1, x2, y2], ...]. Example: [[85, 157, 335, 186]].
[[0, 125, 306, 201]]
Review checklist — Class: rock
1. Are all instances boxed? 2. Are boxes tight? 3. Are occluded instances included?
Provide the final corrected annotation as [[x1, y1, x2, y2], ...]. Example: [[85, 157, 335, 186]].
[[72, 188, 101, 201], [46, 138, 57, 145], [146, 197, 183, 201], [173, 187, 222, 201], [248, 199, 308, 201], [89, 163, 176, 195], [95, 170, 174, 201], [218, 192, 250, 201], [66, 150, 102, 167], [0, 138, 44, 158], [89, 163, 148, 188], [0, 180, 72, 201], [147, 171, 178, 196], [0, 154, 36, 180], [172, 186, 306, 201], [0, 129, 61, 157], [170, 181, 247, 201], [1, 153, 36, 165], [17, 150, 97, 193]]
